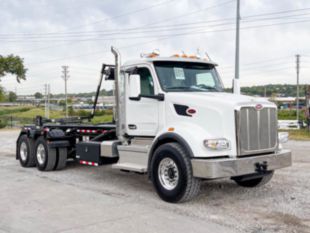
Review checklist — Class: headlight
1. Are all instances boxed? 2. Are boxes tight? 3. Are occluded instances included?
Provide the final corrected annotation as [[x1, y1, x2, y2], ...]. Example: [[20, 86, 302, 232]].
[[278, 132, 289, 143], [203, 138, 230, 150]]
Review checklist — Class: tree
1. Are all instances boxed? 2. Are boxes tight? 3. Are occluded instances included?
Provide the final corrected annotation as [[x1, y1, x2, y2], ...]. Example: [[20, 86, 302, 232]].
[[34, 92, 43, 99], [0, 86, 5, 102], [7, 91, 17, 102], [0, 55, 27, 82]]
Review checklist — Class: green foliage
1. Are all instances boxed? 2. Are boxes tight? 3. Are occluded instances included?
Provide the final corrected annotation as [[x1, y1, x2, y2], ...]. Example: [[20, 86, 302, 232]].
[[0, 55, 27, 82], [52, 89, 113, 98], [68, 106, 74, 116], [0, 118, 7, 128], [58, 100, 65, 106], [0, 86, 5, 102], [278, 109, 305, 121], [34, 92, 43, 99], [94, 109, 113, 116], [7, 91, 17, 102], [91, 114, 113, 124], [76, 110, 89, 117], [0, 107, 31, 116], [237, 84, 308, 97]]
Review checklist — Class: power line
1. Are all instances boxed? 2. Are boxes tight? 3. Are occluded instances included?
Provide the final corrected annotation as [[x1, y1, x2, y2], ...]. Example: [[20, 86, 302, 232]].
[[1, 5, 309, 39], [0, 3, 237, 41], [2, 16, 310, 43], [221, 56, 292, 68], [8, 0, 234, 54], [221, 60, 293, 71], [26, 18, 310, 66], [6, 0, 179, 54], [2, 12, 310, 41]]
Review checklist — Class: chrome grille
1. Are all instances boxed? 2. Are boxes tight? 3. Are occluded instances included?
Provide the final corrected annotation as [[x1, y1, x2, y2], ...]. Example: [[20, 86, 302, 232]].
[[236, 107, 277, 156]]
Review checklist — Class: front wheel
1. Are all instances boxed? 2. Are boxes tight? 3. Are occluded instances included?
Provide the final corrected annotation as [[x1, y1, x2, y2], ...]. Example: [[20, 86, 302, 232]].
[[150, 143, 201, 203], [233, 171, 274, 187]]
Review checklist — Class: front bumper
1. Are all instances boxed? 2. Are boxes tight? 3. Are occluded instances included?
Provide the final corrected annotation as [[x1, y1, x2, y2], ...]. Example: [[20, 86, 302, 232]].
[[191, 149, 292, 179]]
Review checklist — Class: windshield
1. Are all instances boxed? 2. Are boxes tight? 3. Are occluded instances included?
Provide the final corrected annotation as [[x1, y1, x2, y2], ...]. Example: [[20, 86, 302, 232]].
[[153, 61, 223, 92]]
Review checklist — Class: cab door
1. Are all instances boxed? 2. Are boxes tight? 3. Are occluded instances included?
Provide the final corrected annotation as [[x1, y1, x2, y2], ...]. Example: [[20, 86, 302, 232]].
[[126, 66, 160, 136]]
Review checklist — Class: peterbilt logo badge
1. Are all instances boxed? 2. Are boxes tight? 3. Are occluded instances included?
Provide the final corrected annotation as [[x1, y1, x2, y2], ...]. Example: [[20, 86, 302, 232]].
[[255, 104, 263, 110]]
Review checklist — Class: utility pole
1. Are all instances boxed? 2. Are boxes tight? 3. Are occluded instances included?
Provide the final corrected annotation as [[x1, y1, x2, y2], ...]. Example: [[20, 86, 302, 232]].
[[44, 84, 48, 118], [296, 54, 300, 123], [61, 66, 70, 118], [47, 84, 50, 119], [233, 0, 241, 94]]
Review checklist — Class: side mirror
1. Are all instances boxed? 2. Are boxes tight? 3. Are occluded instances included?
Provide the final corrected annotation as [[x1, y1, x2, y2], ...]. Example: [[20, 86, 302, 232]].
[[129, 74, 141, 99]]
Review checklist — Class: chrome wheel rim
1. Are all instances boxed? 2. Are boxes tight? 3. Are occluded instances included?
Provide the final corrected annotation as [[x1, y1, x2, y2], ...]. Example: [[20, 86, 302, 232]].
[[36, 144, 46, 165], [158, 157, 179, 190], [20, 142, 28, 162]]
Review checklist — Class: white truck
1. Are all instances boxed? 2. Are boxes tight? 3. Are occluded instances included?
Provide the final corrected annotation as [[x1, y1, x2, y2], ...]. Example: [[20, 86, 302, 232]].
[[16, 47, 292, 203]]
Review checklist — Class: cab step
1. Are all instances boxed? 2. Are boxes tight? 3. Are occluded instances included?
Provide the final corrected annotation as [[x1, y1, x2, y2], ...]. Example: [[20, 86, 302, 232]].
[[113, 163, 147, 173], [112, 144, 150, 173]]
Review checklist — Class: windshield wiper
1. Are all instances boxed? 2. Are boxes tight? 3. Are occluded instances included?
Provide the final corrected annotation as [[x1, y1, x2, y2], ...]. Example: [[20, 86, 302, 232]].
[[165, 86, 191, 90], [191, 85, 220, 92]]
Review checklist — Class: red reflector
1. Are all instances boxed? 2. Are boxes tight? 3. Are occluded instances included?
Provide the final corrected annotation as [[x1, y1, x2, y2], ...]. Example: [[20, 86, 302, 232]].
[[186, 108, 196, 115], [79, 160, 98, 166]]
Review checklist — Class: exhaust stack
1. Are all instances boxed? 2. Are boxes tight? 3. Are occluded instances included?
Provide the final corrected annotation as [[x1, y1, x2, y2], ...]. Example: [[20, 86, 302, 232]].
[[111, 46, 124, 141]]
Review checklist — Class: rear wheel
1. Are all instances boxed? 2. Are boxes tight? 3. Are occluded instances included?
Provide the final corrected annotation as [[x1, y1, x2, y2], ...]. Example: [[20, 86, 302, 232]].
[[151, 143, 201, 203], [35, 137, 57, 171], [17, 135, 36, 167], [233, 171, 274, 187]]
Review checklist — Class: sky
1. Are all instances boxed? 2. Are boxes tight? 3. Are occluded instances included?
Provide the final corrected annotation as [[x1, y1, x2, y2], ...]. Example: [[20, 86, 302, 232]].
[[0, 0, 310, 95]]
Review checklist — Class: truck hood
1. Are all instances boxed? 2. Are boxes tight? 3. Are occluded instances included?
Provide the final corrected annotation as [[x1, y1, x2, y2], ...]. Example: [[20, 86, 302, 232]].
[[164, 92, 276, 157], [166, 92, 273, 107]]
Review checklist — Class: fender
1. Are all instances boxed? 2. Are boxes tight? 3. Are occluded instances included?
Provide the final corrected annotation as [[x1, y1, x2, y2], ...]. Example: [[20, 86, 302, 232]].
[[147, 132, 194, 176]]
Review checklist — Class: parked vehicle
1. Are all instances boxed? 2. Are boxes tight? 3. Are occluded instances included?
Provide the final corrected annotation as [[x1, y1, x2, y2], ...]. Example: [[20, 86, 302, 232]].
[[16, 47, 292, 202]]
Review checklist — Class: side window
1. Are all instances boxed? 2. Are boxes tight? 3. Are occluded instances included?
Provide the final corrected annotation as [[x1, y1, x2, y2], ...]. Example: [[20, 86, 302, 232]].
[[137, 67, 154, 96]]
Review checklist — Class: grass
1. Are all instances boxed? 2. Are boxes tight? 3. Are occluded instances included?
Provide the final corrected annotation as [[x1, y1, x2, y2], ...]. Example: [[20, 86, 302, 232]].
[[0, 106, 113, 127], [0, 106, 32, 116], [281, 129, 310, 141], [91, 115, 113, 124], [278, 109, 306, 121], [8, 107, 65, 119]]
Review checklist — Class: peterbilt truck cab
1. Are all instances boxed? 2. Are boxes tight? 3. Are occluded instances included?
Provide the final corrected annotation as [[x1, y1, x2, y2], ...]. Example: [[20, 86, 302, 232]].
[[16, 47, 292, 203], [111, 48, 291, 202]]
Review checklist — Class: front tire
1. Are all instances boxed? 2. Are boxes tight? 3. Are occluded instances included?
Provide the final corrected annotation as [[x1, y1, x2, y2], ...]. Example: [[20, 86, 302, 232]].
[[233, 171, 274, 187], [150, 143, 201, 203]]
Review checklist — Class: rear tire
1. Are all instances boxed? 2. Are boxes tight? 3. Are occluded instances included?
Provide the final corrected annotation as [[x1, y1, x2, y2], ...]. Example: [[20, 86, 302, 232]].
[[35, 136, 57, 171], [150, 143, 201, 203], [17, 135, 36, 167], [55, 148, 67, 170], [233, 171, 274, 187]]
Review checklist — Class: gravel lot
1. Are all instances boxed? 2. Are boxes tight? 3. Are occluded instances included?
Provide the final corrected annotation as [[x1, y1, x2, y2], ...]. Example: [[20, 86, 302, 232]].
[[0, 129, 309, 233]]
